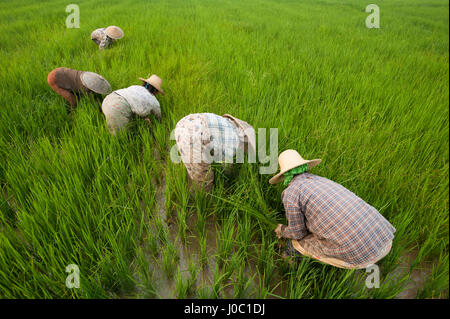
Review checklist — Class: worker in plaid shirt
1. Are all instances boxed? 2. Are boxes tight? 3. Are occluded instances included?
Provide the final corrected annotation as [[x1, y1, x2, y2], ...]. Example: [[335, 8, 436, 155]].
[[174, 113, 255, 191], [270, 149, 395, 269]]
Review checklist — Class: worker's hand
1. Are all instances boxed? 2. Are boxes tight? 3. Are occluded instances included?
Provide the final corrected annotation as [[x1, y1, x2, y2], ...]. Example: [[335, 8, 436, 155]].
[[274, 224, 284, 239]]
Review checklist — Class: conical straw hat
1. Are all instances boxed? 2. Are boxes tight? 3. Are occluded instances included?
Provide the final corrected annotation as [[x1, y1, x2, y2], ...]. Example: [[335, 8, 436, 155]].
[[80, 72, 112, 94], [105, 26, 124, 39], [139, 74, 165, 95], [269, 149, 321, 184]]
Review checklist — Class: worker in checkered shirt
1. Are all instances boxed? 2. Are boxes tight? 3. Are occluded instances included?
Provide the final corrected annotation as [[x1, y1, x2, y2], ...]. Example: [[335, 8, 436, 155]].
[[174, 113, 256, 192], [270, 149, 396, 269]]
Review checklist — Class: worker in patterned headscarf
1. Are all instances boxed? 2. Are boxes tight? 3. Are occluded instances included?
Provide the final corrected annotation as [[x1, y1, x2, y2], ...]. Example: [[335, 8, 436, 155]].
[[47, 67, 112, 109], [90, 26, 124, 50], [101, 74, 164, 135]]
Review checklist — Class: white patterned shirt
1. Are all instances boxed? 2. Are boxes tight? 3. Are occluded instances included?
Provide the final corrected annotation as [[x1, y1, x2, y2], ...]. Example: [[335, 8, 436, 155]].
[[114, 85, 161, 118], [90, 28, 113, 50]]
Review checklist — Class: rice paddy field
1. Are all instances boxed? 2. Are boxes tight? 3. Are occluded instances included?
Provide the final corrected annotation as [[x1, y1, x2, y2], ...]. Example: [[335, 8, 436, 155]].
[[0, 0, 448, 299]]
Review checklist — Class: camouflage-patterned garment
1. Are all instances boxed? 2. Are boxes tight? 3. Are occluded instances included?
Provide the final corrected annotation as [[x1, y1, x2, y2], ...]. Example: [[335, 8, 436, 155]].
[[90, 28, 113, 50]]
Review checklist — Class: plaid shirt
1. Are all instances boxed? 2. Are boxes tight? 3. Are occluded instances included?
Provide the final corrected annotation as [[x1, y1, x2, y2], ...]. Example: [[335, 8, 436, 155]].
[[203, 113, 242, 163], [281, 173, 396, 265]]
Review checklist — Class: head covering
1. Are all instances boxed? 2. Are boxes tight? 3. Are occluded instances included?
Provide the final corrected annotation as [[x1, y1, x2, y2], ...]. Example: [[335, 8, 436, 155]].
[[80, 71, 112, 94], [269, 149, 321, 184], [139, 74, 165, 95], [283, 163, 308, 187], [105, 26, 124, 39]]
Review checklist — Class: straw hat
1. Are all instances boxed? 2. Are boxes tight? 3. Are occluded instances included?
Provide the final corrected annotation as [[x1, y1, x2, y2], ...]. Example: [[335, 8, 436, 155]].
[[269, 149, 321, 184], [80, 72, 112, 94], [105, 26, 124, 39], [139, 74, 165, 95]]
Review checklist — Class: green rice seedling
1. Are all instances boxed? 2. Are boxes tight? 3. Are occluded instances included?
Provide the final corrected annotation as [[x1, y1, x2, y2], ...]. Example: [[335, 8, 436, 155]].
[[256, 272, 271, 299], [417, 250, 449, 298], [177, 206, 190, 244], [311, 267, 361, 299], [287, 260, 316, 299], [188, 260, 199, 286], [233, 263, 255, 299], [212, 193, 279, 230], [154, 216, 169, 245], [236, 210, 255, 261], [221, 249, 244, 286], [365, 270, 410, 299], [174, 266, 190, 299], [198, 234, 208, 267], [211, 264, 230, 299], [164, 162, 190, 226], [160, 241, 179, 279], [256, 233, 277, 290], [193, 186, 211, 238], [0, 190, 16, 227], [196, 284, 215, 299], [132, 247, 157, 298], [216, 210, 237, 268], [175, 261, 198, 298], [147, 227, 160, 258]]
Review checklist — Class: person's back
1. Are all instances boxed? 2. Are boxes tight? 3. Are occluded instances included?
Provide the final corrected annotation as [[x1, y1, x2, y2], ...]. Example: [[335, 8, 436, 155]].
[[203, 112, 241, 163], [114, 85, 160, 118], [53, 67, 85, 92], [283, 172, 396, 266], [47, 68, 111, 108], [101, 74, 164, 134], [174, 112, 255, 191]]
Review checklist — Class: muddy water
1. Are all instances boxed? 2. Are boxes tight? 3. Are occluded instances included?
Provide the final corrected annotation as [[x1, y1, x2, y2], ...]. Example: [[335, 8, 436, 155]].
[[1, 150, 438, 299], [136, 172, 436, 299], [394, 250, 434, 299], [135, 165, 269, 298], [134, 150, 436, 299], [137, 159, 218, 298], [4, 179, 439, 299]]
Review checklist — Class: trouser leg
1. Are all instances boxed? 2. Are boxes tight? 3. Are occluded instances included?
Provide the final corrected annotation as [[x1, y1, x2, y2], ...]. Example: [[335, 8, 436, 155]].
[[285, 240, 303, 261]]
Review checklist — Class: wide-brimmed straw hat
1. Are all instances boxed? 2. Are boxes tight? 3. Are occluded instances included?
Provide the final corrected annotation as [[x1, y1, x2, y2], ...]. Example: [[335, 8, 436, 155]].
[[139, 74, 165, 95], [80, 72, 112, 94], [105, 26, 124, 39], [269, 149, 321, 184]]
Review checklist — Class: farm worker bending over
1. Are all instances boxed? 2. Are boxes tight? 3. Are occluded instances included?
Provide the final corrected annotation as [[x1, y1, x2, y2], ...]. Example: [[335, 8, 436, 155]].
[[270, 149, 396, 269], [101, 74, 164, 135], [174, 113, 256, 192], [47, 67, 112, 109], [91, 26, 124, 50]]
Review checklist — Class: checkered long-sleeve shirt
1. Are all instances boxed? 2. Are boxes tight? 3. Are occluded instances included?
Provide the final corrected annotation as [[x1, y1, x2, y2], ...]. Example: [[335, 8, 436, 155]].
[[281, 172, 396, 265], [203, 113, 242, 163]]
